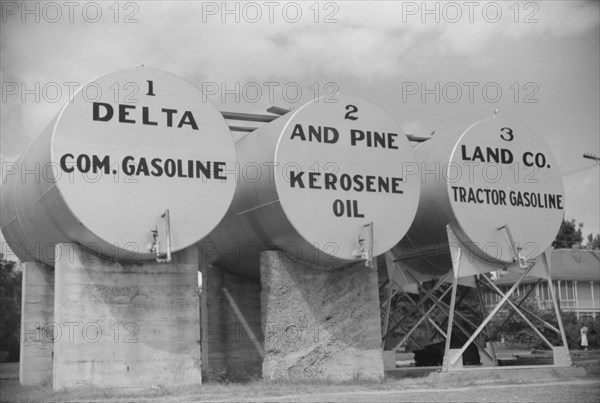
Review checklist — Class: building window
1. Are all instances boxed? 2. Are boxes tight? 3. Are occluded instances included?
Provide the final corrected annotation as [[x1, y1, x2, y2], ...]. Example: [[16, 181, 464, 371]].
[[539, 282, 549, 301], [561, 281, 575, 300], [559, 280, 577, 309]]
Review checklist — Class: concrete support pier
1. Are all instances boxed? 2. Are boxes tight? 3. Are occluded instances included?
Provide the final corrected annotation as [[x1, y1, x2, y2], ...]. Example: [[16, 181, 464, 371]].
[[200, 262, 263, 380], [260, 251, 384, 381], [19, 262, 54, 385], [53, 243, 201, 390]]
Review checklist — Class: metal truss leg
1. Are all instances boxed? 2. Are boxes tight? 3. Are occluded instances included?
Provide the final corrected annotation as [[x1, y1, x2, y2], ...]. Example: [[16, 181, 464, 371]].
[[383, 271, 453, 343], [482, 275, 554, 350], [542, 252, 572, 366], [446, 264, 535, 368], [442, 264, 460, 371], [392, 285, 453, 352], [475, 276, 498, 365]]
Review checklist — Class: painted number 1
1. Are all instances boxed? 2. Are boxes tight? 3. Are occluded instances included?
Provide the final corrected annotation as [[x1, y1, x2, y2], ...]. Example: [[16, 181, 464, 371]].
[[146, 80, 155, 96]]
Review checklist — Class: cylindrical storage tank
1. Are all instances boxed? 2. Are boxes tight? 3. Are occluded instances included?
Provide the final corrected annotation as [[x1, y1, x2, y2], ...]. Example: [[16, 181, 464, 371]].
[[0, 67, 236, 266], [206, 95, 420, 277], [392, 116, 565, 275]]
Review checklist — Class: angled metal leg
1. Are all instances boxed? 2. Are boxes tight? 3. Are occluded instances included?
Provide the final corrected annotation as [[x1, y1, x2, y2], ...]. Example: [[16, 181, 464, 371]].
[[442, 257, 461, 371], [397, 285, 448, 339], [392, 285, 452, 352], [482, 276, 554, 350], [541, 251, 572, 366], [480, 279, 560, 335], [383, 271, 453, 342], [542, 252, 569, 349], [496, 278, 543, 331], [432, 287, 495, 364], [475, 276, 498, 365], [382, 282, 395, 348]]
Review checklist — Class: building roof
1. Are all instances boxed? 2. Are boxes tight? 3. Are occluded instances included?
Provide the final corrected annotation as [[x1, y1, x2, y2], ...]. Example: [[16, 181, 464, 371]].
[[495, 248, 600, 286]]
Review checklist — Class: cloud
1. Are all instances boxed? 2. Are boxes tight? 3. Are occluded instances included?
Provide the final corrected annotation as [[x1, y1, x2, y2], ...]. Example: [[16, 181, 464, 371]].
[[1, 1, 598, 157]]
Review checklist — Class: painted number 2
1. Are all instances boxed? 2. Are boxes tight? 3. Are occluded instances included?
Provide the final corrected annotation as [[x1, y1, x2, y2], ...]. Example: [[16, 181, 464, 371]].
[[344, 104, 358, 120]]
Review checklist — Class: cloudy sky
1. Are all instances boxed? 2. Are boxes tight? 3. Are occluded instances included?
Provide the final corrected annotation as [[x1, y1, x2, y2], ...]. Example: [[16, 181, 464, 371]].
[[1, 0, 599, 258]]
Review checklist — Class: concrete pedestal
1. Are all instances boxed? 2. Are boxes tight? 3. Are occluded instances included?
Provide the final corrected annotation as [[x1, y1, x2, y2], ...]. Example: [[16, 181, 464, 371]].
[[442, 349, 464, 371], [19, 262, 54, 385], [260, 251, 384, 381], [53, 243, 201, 390], [382, 351, 396, 370], [200, 262, 262, 380]]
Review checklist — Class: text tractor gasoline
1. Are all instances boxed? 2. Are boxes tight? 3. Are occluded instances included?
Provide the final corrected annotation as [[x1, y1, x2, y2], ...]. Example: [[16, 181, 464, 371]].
[[451, 126, 563, 210]]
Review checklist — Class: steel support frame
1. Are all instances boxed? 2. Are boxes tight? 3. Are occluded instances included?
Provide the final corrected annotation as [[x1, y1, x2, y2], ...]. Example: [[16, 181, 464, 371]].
[[382, 262, 492, 362], [401, 268, 495, 363], [443, 253, 572, 369], [382, 271, 453, 343], [381, 279, 435, 350], [479, 278, 560, 335], [480, 275, 555, 351], [443, 263, 535, 369]]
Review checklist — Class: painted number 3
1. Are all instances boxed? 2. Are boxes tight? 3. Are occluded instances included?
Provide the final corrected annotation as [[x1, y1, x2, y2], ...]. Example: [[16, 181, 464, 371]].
[[500, 127, 514, 141], [344, 105, 358, 120]]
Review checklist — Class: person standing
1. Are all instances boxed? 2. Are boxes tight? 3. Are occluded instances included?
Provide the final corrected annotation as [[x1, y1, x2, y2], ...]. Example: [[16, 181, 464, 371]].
[[580, 324, 589, 351]]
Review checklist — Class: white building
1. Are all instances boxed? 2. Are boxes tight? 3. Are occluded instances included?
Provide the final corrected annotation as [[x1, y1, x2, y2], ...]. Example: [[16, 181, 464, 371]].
[[484, 248, 600, 320]]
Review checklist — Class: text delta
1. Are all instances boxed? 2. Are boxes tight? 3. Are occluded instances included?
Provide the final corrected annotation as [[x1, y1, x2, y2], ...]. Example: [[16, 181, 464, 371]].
[[92, 102, 199, 130]]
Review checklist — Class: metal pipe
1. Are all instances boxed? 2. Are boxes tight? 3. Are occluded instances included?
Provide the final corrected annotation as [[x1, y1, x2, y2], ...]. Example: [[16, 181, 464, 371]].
[[497, 223, 527, 269], [221, 111, 279, 122], [366, 222, 374, 269], [156, 209, 172, 263], [406, 134, 430, 142]]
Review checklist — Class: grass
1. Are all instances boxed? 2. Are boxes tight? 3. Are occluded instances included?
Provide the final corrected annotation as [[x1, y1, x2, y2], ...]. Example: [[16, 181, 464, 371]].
[[1, 350, 597, 403], [1, 376, 430, 403], [1, 367, 432, 403]]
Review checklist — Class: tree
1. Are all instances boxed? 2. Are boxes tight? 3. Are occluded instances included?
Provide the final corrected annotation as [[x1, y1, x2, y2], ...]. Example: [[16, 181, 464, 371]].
[[553, 219, 584, 248], [587, 233, 600, 250], [0, 253, 22, 361]]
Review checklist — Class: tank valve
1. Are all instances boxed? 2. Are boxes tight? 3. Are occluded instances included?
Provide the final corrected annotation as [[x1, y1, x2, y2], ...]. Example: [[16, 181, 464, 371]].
[[146, 209, 172, 263], [497, 223, 527, 269], [353, 237, 365, 259], [146, 226, 160, 256], [353, 222, 374, 269]]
